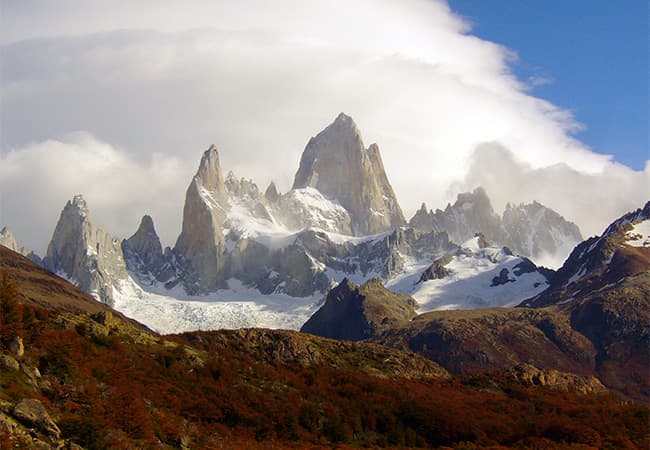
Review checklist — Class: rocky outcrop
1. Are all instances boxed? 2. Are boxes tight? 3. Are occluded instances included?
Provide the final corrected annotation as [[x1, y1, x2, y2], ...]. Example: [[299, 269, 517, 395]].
[[264, 181, 280, 203], [201, 328, 449, 381], [292, 113, 405, 235], [506, 363, 606, 395], [44, 195, 128, 305], [174, 145, 230, 293], [301, 278, 418, 341], [419, 254, 453, 282], [12, 399, 60, 438]]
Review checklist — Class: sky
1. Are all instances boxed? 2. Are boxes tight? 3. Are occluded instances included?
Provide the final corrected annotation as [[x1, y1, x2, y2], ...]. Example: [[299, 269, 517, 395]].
[[1, 0, 648, 260]]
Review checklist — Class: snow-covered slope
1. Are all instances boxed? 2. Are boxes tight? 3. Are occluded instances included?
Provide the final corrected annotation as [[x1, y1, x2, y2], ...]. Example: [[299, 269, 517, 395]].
[[112, 276, 321, 334], [387, 236, 549, 311]]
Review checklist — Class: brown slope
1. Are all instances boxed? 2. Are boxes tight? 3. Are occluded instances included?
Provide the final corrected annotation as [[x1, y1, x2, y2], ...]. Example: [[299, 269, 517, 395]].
[[1, 244, 120, 317], [301, 278, 417, 341]]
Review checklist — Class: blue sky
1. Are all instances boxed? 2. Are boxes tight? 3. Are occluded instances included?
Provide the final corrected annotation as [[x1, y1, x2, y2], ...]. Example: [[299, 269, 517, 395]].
[[450, 0, 649, 170]]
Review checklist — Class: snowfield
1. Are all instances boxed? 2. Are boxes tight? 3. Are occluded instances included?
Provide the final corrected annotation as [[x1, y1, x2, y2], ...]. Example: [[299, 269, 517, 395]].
[[625, 220, 650, 248], [110, 235, 550, 335], [387, 237, 548, 311], [112, 277, 322, 334]]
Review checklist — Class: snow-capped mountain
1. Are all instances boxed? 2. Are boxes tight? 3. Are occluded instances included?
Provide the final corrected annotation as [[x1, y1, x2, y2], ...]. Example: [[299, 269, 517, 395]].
[[23, 113, 587, 334], [387, 234, 550, 311], [409, 187, 582, 266], [292, 112, 405, 235], [43, 195, 129, 305], [521, 201, 650, 308]]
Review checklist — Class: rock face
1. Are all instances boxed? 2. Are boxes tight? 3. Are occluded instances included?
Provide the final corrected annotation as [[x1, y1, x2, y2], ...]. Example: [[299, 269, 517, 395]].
[[0, 227, 42, 265], [12, 399, 60, 437], [501, 201, 583, 263], [301, 278, 418, 341], [174, 145, 230, 293], [409, 187, 583, 264], [292, 113, 405, 235], [44, 195, 128, 305], [506, 363, 606, 395], [122, 215, 171, 284]]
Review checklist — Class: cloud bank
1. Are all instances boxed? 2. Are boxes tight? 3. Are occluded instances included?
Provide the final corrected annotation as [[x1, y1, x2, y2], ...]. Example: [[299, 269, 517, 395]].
[[0, 0, 647, 257]]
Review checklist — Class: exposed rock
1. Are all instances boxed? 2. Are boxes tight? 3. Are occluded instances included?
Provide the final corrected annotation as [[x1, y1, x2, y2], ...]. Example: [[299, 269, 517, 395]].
[[301, 278, 418, 341], [490, 268, 514, 286], [12, 399, 60, 437], [0, 354, 19, 371], [428, 187, 501, 244], [206, 327, 448, 381], [264, 181, 280, 203], [506, 363, 607, 395], [122, 215, 172, 285], [501, 201, 582, 262], [292, 113, 405, 235], [44, 195, 128, 305], [419, 254, 453, 282], [174, 145, 230, 293], [9, 336, 24, 358], [409, 188, 582, 263]]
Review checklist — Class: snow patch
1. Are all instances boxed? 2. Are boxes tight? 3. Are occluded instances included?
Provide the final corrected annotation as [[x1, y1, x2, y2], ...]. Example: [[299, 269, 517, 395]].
[[625, 220, 650, 248]]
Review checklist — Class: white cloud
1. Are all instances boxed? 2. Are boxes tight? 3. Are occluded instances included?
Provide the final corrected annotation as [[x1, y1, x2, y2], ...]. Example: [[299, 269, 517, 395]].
[[454, 143, 650, 237], [0, 133, 193, 253], [0, 0, 647, 256]]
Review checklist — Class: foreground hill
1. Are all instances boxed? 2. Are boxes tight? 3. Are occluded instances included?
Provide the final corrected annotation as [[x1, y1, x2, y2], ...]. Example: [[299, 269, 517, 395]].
[[1, 247, 647, 448]]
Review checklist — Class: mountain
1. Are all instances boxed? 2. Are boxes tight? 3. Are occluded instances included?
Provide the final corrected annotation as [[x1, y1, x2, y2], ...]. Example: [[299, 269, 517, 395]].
[[301, 278, 418, 340], [521, 201, 650, 308], [0, 227, 42, 266], [43, 195, 129, 306], [501, 201, 583, 266], [1, 245, 646, 449], [173, 145, 230, 293], [409, 187, 583, 265], [293, 113, 405, 235], [386, 234, 551, 311], [121, 215, 172, 285], [369, 202, 650, 401], [28, 114, 597, 335]]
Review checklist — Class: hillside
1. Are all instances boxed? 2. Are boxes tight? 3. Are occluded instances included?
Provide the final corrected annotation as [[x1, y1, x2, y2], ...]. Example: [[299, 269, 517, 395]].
[[1, 247, 647, 448]]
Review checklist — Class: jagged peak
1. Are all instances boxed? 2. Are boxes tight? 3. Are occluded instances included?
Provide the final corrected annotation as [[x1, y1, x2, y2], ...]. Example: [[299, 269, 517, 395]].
[[418, 202, 428, 213], [333, 112, 356, 127], [264, 181, 280, 202], [136, 215, 156, 235], [0, 226, 12, 237], [316, 112, 363, 144], [65, 194, 89, 216], [195, 144, 226, 192]]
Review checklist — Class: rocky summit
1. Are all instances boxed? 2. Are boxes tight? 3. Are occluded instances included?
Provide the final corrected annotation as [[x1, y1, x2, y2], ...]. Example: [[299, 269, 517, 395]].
[[293, 113, 405, 235], [409, 187, 583, 265], [173, 145, 230, 292], [43, 195, 128, 306]]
